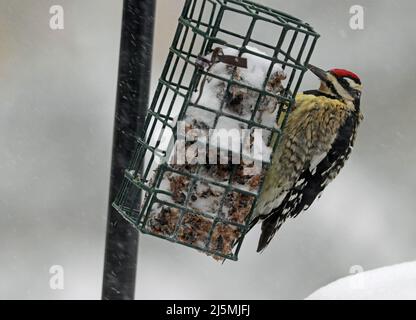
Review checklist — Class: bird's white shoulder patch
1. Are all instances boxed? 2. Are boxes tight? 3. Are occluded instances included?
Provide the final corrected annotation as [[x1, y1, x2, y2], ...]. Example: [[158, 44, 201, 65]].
[[309, 152, 328, 174], [257, 191, 288, 218]]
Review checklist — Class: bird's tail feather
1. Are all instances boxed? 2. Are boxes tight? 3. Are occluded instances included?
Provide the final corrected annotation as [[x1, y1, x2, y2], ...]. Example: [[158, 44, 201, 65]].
[[257, 213, 283, 252]]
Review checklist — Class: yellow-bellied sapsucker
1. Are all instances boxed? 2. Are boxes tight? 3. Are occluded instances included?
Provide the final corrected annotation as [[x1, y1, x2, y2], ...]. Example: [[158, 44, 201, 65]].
[[253, 65, 363, 252]]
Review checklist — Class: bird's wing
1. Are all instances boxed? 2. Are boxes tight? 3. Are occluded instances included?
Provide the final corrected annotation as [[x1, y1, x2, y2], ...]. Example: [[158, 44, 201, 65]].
[[256, 95, 360, 252]]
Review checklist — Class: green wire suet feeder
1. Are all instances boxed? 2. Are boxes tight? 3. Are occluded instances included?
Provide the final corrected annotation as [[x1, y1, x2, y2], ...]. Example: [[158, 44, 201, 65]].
[[113, 0, 320, 261]]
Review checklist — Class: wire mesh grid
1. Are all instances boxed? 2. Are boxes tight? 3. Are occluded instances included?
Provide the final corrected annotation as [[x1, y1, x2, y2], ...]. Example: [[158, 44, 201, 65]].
[[113, 0, 320, 260]]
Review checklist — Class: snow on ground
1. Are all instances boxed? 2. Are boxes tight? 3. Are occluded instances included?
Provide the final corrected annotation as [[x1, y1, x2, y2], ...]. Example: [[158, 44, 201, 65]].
[[307, 261, 416, 300]]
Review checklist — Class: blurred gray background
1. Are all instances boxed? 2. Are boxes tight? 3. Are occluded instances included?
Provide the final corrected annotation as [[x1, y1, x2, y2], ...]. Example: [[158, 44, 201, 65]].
[[0, 0, 415, 299]]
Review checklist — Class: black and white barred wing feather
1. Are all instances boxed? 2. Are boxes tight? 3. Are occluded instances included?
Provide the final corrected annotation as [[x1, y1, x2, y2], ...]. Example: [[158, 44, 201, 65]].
[[254, 93, 362, 252]]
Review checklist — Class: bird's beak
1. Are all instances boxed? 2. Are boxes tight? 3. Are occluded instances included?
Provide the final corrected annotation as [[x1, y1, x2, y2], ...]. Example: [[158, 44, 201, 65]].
[[307, 64, 328, 82]]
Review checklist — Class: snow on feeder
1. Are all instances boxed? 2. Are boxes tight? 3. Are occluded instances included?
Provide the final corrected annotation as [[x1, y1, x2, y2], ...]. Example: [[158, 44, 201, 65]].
[[113, 0, 320, 261]]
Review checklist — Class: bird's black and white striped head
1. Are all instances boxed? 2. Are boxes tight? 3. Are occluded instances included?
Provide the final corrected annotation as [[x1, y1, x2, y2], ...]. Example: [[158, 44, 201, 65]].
[[308, 64, 363, 105]]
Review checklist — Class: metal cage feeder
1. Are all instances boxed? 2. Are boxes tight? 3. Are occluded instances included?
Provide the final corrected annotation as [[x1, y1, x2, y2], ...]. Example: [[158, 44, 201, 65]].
[[113, 0, 320, 261]]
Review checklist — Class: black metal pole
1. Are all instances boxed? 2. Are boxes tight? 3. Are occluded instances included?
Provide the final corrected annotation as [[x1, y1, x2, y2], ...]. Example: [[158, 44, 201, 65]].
[[102, 0, 156, 300]]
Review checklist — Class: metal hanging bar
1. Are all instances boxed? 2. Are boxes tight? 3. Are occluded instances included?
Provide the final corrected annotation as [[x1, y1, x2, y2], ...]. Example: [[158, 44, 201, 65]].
[[102, 0, 156, 300]]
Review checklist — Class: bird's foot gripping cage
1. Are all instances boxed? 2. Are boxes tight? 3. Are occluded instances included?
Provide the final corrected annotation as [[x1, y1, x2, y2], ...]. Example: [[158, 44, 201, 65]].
[[113, 0, 319, 261]]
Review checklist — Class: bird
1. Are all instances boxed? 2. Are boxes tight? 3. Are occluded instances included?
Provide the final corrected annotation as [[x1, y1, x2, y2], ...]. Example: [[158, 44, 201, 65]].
[[252, 64, 363, 252]]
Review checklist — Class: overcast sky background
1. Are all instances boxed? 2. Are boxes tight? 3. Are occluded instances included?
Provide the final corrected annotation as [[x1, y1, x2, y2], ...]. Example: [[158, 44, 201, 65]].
[[0, 0, 415, 299]]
